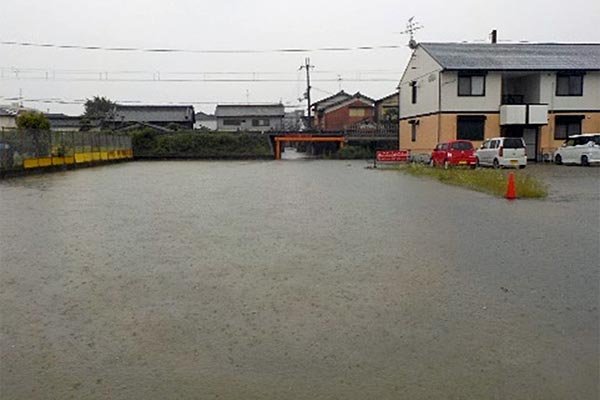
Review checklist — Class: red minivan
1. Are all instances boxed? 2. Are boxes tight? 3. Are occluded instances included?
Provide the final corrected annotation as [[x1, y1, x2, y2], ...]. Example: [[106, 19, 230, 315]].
[[430, 140, 477, 168]]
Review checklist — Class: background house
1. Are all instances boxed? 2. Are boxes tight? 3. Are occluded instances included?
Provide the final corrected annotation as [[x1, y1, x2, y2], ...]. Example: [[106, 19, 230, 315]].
[[44, 113, 82, 132], [194, 112, 217, 131], [312, 91, 375, 131], [398, 42, 600, 161], [374, 92, 399, 124], [0, 107, 18, 130], [215, 104, 285, 132], [283, 110, 306, 131], [108, 105, 195, 130]]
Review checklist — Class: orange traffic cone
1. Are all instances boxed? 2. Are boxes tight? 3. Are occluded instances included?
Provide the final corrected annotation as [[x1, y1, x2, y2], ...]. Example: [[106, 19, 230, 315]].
[[506, 172, 517, 200]]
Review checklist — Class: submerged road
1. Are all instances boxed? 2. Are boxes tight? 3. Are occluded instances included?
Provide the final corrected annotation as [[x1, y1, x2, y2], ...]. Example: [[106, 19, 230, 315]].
[[0, 161, 598, 399]]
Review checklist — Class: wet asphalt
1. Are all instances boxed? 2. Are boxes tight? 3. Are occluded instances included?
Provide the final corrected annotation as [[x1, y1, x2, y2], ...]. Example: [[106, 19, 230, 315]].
[[0, 161, 598, 399]]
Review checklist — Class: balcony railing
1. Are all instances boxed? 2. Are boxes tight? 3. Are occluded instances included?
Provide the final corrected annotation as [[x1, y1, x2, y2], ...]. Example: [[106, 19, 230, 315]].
[[502, 94, 525, 105], [500, 104, 548, 125]]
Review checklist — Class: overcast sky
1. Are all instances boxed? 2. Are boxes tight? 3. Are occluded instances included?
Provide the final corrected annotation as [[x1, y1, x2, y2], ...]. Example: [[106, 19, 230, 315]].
[[1, 0, 599, 115]]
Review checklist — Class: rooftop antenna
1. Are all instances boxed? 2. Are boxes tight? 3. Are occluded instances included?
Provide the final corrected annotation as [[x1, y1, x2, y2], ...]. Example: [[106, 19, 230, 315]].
[[398, 17, 423, 49]]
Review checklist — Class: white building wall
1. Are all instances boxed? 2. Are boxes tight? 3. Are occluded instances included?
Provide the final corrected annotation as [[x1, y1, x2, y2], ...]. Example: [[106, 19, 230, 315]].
[[217, 117, 283, 132], [0, 115, 17, 129], [194, 120, 217, 131], [540, 71, 600, 111], [440, 71, 502, 112], [399, 46, 442, 119]]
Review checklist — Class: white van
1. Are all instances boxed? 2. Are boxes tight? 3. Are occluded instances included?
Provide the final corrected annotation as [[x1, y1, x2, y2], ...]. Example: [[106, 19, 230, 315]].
[[554, 134, 600, 166], [475, 137, 527, 169]]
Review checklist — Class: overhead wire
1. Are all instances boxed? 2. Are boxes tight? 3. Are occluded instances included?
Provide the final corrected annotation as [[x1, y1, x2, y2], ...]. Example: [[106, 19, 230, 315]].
[[0, 95, 304, 107], [0, 40, 403, 54], [0, 76, 399, 83]]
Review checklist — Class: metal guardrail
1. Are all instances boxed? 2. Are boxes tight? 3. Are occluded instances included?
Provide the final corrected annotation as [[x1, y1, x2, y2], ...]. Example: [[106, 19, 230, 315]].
[[343, 122, 398, 138], [0, 129, 133, 173]]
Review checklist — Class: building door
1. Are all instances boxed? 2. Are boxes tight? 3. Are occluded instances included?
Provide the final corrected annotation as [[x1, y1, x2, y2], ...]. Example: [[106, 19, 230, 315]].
[[522, 127, 538, 161]]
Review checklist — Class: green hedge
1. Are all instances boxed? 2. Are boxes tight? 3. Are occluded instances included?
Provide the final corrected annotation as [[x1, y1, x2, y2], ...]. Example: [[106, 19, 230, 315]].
[[132, 130, 273, 159]]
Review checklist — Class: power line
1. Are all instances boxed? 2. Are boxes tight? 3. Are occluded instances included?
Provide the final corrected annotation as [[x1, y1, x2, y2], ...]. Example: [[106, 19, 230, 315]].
[[0, 40, 402, 54], [0, 66, 401, 76], [0, 76, 399, 83], [0, 95, 305, 108]]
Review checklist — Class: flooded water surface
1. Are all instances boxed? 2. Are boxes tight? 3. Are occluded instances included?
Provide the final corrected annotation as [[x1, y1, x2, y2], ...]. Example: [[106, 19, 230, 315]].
[[1, 161, 598, 399]]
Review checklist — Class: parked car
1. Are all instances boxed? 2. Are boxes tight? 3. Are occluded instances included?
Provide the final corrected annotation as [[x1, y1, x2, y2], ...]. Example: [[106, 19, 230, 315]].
[[430, 140, 476, 169], [475, 137, 527, 169], [554, 134, 600, 166]]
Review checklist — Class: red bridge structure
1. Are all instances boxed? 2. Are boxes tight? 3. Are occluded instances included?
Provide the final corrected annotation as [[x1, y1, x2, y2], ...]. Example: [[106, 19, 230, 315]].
[[269, 122, 398, 160]]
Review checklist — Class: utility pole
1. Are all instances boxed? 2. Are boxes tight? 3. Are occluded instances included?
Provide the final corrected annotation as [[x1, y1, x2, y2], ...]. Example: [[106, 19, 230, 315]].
[[299, 58, 314, 130]]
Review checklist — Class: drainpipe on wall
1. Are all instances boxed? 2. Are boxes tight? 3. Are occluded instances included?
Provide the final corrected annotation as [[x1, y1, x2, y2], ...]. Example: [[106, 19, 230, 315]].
[[437, 71, 442, 144]]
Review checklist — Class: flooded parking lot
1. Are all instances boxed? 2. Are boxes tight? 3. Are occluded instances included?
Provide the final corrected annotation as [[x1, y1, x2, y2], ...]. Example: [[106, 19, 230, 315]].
[[1, 161, 598, 399]]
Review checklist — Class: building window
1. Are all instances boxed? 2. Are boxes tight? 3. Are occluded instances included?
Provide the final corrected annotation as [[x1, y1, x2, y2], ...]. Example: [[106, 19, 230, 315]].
[[458, 73, 486, 96], [382, 107, 398, 123], [556, 73, 583, 96], [410, 81, 417, 104], [410, 121, 418, 142], [349, 108, 366, 117], [554, 116, 583, 140], [457, 116, 485, 141], [252, 119, 270, 127], [223, 119, 242, 126]]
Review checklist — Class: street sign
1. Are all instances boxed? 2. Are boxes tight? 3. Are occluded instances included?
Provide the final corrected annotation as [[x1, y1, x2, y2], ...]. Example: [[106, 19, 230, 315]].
[[376, 150, 410, 163]]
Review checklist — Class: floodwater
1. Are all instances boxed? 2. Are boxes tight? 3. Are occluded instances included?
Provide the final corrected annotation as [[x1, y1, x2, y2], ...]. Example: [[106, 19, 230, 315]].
[[0, 161, 598, 399], [281, 147, 312, 160]]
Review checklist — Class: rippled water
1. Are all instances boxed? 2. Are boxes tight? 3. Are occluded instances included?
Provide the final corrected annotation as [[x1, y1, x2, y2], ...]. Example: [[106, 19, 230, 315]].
[[1, 161, 598, 399]]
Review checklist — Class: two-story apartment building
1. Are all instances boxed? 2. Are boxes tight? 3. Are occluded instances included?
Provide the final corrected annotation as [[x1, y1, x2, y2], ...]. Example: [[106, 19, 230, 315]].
[[399, 43, 600, 161]]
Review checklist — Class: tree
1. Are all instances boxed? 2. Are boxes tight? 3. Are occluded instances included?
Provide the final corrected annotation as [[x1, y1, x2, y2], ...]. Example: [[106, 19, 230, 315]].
[[80, 96, 116, 131], [83, 96, 116, 120], [16, 111, 50, 130], [383, 108, 399, 124]]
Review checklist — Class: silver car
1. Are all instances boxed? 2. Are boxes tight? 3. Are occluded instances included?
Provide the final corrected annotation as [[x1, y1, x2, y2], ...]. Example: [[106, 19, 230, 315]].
[[475, 137, 527, 169]]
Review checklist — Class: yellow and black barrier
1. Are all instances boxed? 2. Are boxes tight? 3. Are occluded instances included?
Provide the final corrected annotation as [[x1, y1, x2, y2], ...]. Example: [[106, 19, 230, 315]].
[[23, 149, 133, 169], [1, 130, 134, 175]]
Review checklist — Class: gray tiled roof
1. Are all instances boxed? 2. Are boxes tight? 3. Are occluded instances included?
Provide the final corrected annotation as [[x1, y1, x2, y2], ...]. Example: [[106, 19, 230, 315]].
[[420, 42, 600, 71], [113, 104, 194, 123], [215, 104, 285, 118]]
